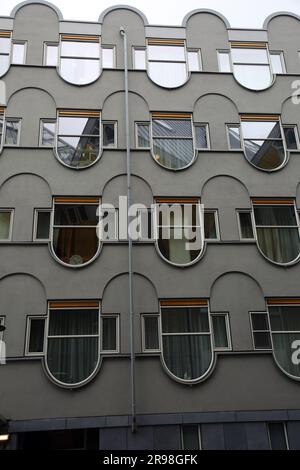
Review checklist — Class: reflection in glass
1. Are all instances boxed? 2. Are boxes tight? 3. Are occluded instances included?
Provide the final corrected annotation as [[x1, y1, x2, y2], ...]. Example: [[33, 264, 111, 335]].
[[234, 65, 272, 90], [60, 58, 100, 85], [133, 48, 146, 69], [0, 211, 11, 239], [45, 44, 58, 66], [12, 43, 25, 64], [148, 44, 188, 88]]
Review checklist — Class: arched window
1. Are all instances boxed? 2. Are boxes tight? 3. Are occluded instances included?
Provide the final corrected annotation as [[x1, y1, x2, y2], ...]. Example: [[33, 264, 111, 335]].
[[252, 198, 300, 265], [50, 196, 101, 267], [45, 301, 100, 387], [55, 110, 101, 169], [151, 113, 196, 170], [59, 34, 101, 85], [0, 31, 11, 77], [155, 198, 204, 266], [267, 298, 300, 380], [160, 299, 214, 383], [147, 39, 188, 88], [0, 107, 5, 154], [231, 42, 273, 91], [240, 115, 287, 171]]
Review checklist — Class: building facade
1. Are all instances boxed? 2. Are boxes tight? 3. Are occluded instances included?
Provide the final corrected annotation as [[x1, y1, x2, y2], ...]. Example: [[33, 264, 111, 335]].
[[0, 0, 300, 450]]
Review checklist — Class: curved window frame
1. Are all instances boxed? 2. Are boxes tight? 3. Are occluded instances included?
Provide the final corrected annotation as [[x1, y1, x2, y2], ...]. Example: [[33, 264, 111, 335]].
[[0, 31, 11, 78], [159, 299, 215, 384], [154, 198, 205, 267], [230, 42, 275, 91], [0, 107, 5, 155], [58, 34, 101, 86], [251, 198, 300, 266], [54, 110, 102, 169], [150, 113, 197, 170], [50, 196, 101, 268], [240, 115, 288, 172], [44, 300, 101, 388]]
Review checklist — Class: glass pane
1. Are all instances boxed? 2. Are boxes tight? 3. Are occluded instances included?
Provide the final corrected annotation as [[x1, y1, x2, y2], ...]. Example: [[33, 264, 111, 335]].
[[162, 307, 209, 333], [28, 319, 45, 353], [102, 47, 114, 68], [254, 206, 297, 226], [234, 64, 272, 90], [253, 331, 272, 349], [61, 41, 100, 58], [228, 126, 241, 149], [144, 316, 159, 350], [148, 62, 187, 88], [268, 423, 288, 450], [269, 306, 300, 332], [256, 227, 300, 264], [195, 125, 208, 149], [47, 337, 98, 384], [102, 317, 117, 351], [0, 212, 11, 239], [0, 38, 11, 54], [272, 332, 300, 377], [153, 119, 192, 138], [53, 227, 99, 265], [251, 313, 269, 330], [148, 45, 185, 61], [204, 212, 217, 239], [49, 309, 98, 336], [54, 205, 98, 226], [45, 44, 58, 66], [12, 43, 25, 64], [41, 121, 55, 146], [0, 55, 9, 76], [58, 117, 99, 136], [182, 425, 200, 450], [153, 138, 194, 169], [218, 52, 231, 72], [57, 135, 100, 168], [158, 230, 201, 264], [212, 315, 228, 349], [188, 51, 200, 71], [4, 120, 19, 145], [270, 53, 284, 74], [163, 334, 211, 380], [60, 58, 100, 85], [137, 123, 150, 147], [231, 48, 268, 64], [242, 121, 281, 140], [284, 127, 298, 150], [134, 49, 146, 69], [103, 122, 115, 147], [238, 212, 254, 239], [36, 211, 51, 239], [244, 139, 285, 170]]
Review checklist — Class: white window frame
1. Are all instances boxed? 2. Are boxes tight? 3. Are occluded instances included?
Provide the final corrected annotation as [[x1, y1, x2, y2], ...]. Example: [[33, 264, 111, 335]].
[[211, 312, 232, 351], [0, 209, 14, 241], [236, 209, 255, 241], [249, 311, 272, 351], [136, 207, 156, 242], [43, 42, 59, 66], [194, 122, 210, 150], [141, 314, 160, 353], [33, 208, 51, 241], [101, 45, 116, 68], [25, 315, 46, 356], [39, 118, 56, 147], [187, 48, 202, 72], [204, 209, 220, 241], [269, 51, 286, 74], [4, 118, 21, 146], [146, 41, 188, 88], [135, 121, 150, 149], [217, 50, 232, 73], [267, 422, 289, 450], [226, 123, 242, 150], [282, 124, 300, 151], [181, 424, 202, 450], [102, 120, 117, 148], [0, 316, 5, 342], [12, 40, 27, 65], [132, 46, 146, 70], [101, 314, 120, 354]]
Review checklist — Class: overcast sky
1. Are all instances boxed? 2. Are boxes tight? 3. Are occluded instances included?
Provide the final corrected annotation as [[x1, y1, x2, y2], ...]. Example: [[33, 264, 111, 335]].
[[2, 0, 300, 27]]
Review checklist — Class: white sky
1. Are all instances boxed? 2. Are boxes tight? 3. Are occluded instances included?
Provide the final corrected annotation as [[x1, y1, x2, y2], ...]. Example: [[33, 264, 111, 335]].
[[1, 0, 300, 27]]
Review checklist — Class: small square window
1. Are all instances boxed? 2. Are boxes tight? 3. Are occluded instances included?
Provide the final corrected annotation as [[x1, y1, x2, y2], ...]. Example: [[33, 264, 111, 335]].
[[250, 312, 272, 350], [34, 210, 51, 241], [211, 313, 231, 350], [102, 121, 117, 147], [268, 423, 289, 450], [101, 316, 119, 352], [204, 210, 219, 240], [181, 425, 201, 450], [40, 120, 56, 147], [283, 125, 299, 150], [227, 125, 242, 150], [194, 124, 209, 149], [270, 52, 286, 74], [4, 119, 21, 146], [25, 317, 45, 355], [0, 210, 13, 240], [0, 317, 5, 342], [188, 49, 202, 72], [218, 50, 231, 72], [102, 46, 115, 68], [237, 211, 254, 240], [133, 47, 146, 69], [136, 122, 150, 148], [12, 42, 26, 64], [44, 43, 58, 66], [142, 314, 160, 352]]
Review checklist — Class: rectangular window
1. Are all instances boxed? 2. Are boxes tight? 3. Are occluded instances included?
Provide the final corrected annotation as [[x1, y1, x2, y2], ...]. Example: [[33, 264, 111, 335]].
[[283, 125, 299, 150], [194, 124, 209, 149], [147, 40, 187, 88], [0, 210, 13, 240], [268, 423, 289, 450], [40, 119, 56, 147], [0, 33, 11, 76], [102, 46, 115, 68], [133, 47, 146, 69], [12, 41, 26, 64], [101, 315, 119, 353], [25, 316, 45, 356], [270, 52, 286, 74], [211, 313, 231, 350], [204, 210, 219, 240], [218, 50, 231, 72], [102, 121, 117, 148], [33, 209, 51, 241], [181, 425, 201, 450], [44, 43, 58, 66], [142, 314, 160, 352], [237, 210, 254, 240], [187, 49, 202, 72], [227, 125, 242, 149], [0, 317, 5, 342], [60, 36, 100, 85], [4, 118, 21, 145], [136, 122, 150, 148], [250, 312, 271, 350], [137, 208, 155, 241]]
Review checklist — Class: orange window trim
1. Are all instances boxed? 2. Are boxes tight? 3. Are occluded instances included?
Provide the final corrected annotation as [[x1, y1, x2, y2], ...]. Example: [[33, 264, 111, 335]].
[[0, 31, 11, 38], [240, 115, 279, 121], [61, 34, 100, 42], [0, 107, 5, 113], [147, 38, 185, 46], [155, 197, 199, 204], [58, 110, 100, 117], [152, 112, 191, 119], [49, 300, 99, 309], [54, 196, 100, 204], [231, 41, 267, 49], [267, 298, 300, 305], [160, 299, 208, 307], [252, 198, 294, 205]]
